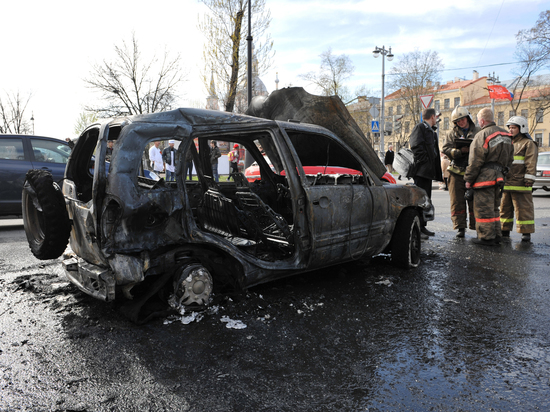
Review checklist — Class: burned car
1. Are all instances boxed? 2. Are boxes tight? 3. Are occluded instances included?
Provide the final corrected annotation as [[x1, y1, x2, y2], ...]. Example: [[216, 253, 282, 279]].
[[22, 88, 433, 321]]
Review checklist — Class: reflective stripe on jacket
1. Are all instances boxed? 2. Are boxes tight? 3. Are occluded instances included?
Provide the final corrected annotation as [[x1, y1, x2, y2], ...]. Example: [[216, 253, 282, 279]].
[[503, 133, 538, 192], [464, 122, 514, 189]]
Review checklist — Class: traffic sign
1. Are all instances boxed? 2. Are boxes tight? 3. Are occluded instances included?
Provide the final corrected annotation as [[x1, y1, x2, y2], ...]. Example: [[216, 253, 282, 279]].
[[371, 120, 380, 133], [419, 94, 434, 109]]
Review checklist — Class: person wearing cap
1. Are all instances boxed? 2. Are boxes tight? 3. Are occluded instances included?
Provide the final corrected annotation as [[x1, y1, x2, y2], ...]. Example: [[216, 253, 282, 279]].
[[162, 139, 177, 182], [500, 116, 538, 242], [228, 143, 241, 180], [442, 105, 480, 238]]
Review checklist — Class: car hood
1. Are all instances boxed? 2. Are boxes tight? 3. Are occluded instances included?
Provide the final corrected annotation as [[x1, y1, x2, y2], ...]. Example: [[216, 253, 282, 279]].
[[245, 87, 387, 179]]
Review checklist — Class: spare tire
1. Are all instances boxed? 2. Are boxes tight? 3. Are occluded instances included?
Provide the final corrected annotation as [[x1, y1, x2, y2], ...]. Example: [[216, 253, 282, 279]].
[[22, 169, 71, 260]]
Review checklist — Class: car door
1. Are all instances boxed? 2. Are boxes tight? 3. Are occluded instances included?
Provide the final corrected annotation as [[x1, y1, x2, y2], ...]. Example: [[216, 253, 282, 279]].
[[0, 136, 32, 215], [28, 137, 70, 183], [281, 128, 375, 268]]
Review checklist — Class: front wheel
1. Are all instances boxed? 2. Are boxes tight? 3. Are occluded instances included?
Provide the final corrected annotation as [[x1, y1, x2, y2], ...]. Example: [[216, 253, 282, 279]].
[[390, 209, 421, 269]]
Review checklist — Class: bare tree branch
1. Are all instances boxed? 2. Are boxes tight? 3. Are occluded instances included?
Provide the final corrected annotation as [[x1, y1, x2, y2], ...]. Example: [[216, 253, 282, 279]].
[[299, 48, 354, 101], [0, 91, 33, 134], [84, 33, 186, 118], [199, 0, 274, 113], [509, 11, 550, 135]]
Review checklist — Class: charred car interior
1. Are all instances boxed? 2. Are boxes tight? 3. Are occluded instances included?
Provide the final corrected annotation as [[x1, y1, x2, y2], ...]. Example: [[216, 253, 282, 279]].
[[22, 88, 434, 322]]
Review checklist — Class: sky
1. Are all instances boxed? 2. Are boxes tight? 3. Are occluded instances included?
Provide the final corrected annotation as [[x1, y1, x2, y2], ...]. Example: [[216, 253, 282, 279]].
[[1, 0, 548, 139]]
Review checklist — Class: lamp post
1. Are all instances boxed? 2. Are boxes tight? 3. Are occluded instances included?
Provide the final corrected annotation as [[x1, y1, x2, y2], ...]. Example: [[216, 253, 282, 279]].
[[373, 45, 394, 159], [247, 0, 253, 106], [30, 112, 35, 135]]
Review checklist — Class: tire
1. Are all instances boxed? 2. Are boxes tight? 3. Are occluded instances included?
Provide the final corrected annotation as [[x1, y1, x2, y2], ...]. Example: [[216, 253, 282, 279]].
[[390, 209, 421, 269], [22, 169, 71, 260]]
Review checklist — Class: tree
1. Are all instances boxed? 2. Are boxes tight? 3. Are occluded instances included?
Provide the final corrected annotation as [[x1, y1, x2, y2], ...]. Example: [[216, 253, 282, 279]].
[[347, 86, 377, 147], [517, 10, 550, 61], [299, 48, 355, 101], [199, 0, 274, 113], [388, 50, 444, 127], [509, 11, 550, 134], [73, 112, 99, 136], [0, 91, 33, 134], [85, 33, 186, 118]]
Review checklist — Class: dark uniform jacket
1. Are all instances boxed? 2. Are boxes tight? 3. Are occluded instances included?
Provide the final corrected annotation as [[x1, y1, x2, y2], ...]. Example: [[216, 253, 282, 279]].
[[210, 146, 221, 165], [162, 146, 178, 166], [464, 122, 514, 189], [409, 120, 443, 181], [504, 133, 538, 192], [384, 149, 394, 166], [442, 118, 480, 175]]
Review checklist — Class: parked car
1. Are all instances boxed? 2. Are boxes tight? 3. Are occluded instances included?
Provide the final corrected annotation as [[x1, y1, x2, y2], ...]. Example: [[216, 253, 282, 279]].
[[22, 88, 433, 322], [534, 151, 550, 192], [245, 160, 397, 184], [0, 134, 69, 216]]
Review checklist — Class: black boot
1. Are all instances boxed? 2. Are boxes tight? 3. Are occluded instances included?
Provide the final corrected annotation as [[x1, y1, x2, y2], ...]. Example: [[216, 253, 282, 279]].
[[421, 227, 435, 236], [472, 238, 498, 246]]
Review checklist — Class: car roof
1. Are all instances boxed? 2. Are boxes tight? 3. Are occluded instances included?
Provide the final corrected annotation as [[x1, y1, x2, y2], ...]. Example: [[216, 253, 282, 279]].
[[0, 134, 67, 143]]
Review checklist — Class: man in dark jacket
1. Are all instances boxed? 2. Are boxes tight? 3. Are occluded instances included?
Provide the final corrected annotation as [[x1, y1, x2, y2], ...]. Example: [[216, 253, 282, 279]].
[[410, 108, 443, 236], [162, 140, 177, 182], [384, 145, 395, 173], [210, 140, 221, 182], [464, 108, 514, 246]]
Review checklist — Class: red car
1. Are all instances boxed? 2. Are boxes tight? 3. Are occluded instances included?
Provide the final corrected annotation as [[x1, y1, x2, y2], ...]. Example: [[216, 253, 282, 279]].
[[245, 158, 396, 184]]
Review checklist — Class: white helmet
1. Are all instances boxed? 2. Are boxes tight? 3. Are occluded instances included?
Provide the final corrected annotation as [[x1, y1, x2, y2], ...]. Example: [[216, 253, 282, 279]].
[[506, 116, 528, 134], [451, 105, 470, 123]]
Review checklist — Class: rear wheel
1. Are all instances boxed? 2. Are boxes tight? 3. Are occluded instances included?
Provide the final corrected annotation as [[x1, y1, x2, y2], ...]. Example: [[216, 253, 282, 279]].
[[22, 169, 71, 260], [170, 264, 213, 307], [390, 209, 421, 269]]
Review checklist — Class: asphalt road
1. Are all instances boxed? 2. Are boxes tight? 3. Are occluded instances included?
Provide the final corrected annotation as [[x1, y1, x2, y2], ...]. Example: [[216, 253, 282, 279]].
[[1, 188, 550, 411]]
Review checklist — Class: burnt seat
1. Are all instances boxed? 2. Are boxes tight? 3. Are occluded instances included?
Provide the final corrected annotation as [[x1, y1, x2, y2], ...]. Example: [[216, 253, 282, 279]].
[[198, 189, 244, 237]]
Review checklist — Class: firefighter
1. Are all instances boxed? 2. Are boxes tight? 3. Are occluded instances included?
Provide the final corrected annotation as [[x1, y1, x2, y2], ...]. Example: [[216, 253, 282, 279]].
[[500, 116, 538, 242], [464, 108, 514, 246], [442, 106, 480, 237]]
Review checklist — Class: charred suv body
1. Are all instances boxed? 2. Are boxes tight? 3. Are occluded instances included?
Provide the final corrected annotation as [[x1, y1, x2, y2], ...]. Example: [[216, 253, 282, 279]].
[[22, 88, 433, 319]]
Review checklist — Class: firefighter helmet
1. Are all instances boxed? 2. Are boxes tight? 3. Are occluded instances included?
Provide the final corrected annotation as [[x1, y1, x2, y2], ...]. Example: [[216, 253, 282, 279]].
[[506, 116, 528, 134], [451, 105, 470, 123]]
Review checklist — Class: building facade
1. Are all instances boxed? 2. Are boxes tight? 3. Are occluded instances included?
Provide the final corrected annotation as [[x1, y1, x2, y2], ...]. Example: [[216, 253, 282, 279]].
[[373, 71, 550, 152]]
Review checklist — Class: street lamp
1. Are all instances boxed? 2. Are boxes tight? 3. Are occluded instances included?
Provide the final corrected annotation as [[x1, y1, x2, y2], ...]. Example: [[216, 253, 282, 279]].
[[30, 112, 35, 135], [373, 45, 394, 159]]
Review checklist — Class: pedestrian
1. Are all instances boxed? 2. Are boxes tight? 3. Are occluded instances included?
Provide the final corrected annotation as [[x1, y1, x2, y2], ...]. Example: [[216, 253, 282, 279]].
[[384, 145, 395, 174], [183, 146, 194, 181], [409, 107, 443, 237], [228, 143, 241, 180], [464, 108, 514, 246], [500, 116, 538, 242], [442, 106, 480, 237], [440, 152, 450, 191], [65, 138, 75, 150], [106, 140, 114, 162], [162, 140, 177, 182], [148, 141, 164, 175], [210, 140, 221, 182]]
